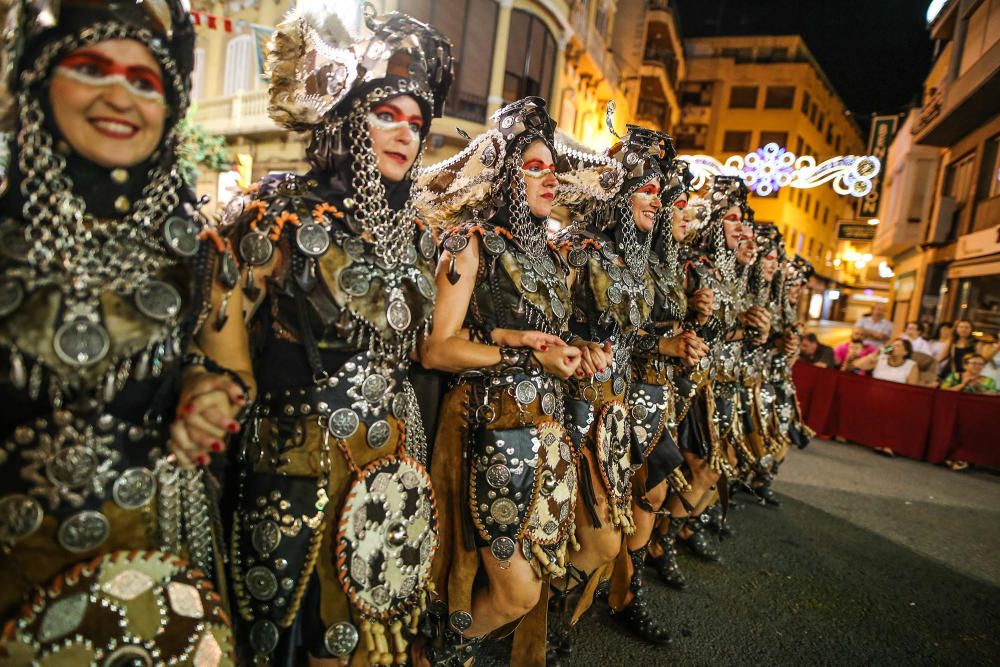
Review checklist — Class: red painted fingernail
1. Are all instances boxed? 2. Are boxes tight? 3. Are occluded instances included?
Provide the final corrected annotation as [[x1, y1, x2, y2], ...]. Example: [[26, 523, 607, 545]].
[[198, 454, 210, 465], [182, 404, 194, 415], [227, 421, 240, 433], [211, 441, 224, 452], [235, 395, 247, 403]]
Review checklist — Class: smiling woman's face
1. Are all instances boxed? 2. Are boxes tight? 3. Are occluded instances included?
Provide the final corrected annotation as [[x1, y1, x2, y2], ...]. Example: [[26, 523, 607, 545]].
[[520, 140, 558, 218], [367, 94, 423, 182], [48, 39, 166, 168], [761, 249, 779, 281], [630, 177, 661, 233]]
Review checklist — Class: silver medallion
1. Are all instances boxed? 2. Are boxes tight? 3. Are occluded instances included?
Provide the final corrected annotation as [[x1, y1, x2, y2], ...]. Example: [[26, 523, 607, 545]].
[[343, 236, 366, 258], [601, 244, 617, 261], [361, 374, 389, 405], [567, 248, 588, 267], [57, 510, 110, 553], [594, 365, 613, 382], [540, 256, 556, 275], [338, 265, 371, 296], [0, 494, 43, 545], [607, 264, 622, 281], [162, 216, 201, 257], [630, 301, 641, 327], [644, 286, 654, 306], [613, 377, 626, 396], [551, 296, 566, 321], [0, 278, 24, 317], [246, 565, 279, 601], [541, 392, 557, 416], [415, 273, 436, 299], [324, 622, 360, 657], [449, 611, 473, 633], [112, 467, 156, 510], [443, 234, 469, 254], [599, 169, 619, 190], [366, 420, 391, 449], [54, 318, 110, 367], [514, 380, 538, 405], [134, 280, 182, 321], [481, 144, 498, 167], [418, 229, 436, 260], [520, 273, 538, 293], [501, 115, 515, 129], [252, 519, 282, 556], [631, 404, 649, 421], [249, 619, 280, 654], [490, 498, 518, 525], [391, 393, 409, 420], [47, 445, 98, 488], [387, 298, 412, 331], [296, 222, 331, 257], [490, 536, 516, 561], [482, 232, 507, 256], [328, 408, 360, 439], [486, 464, 511, 489], [607, 285, 623, 305]]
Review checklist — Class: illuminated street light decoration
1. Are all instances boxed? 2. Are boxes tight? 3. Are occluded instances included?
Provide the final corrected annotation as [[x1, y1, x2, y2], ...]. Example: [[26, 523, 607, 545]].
[[679, 142, 881, 197]]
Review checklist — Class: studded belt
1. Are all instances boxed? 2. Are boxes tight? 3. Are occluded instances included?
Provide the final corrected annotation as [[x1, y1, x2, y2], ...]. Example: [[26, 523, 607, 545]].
[[458, 370, 560, 423]]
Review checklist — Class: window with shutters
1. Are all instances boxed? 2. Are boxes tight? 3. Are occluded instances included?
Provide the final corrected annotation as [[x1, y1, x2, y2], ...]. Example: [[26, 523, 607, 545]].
[[223, 35, 252, 97], [728, 86, 758, 109], [764, 86, 795, 109], [503, 10, 556, 104]]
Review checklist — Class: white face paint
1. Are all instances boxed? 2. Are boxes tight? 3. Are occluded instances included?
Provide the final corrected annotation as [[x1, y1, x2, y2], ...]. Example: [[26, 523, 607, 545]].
[[366, 112, 421, 143], [53, 66, 165, 103], [520, 164, 555, 179]]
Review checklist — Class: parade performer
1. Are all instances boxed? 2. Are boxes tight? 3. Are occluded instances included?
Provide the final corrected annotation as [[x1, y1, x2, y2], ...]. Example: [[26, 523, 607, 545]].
[[0, 0, 245, 663], [740, 224, 786, 503], [541, 121, 678, 649], [220, 5, 454, 664], [417, 97, 587, 665]]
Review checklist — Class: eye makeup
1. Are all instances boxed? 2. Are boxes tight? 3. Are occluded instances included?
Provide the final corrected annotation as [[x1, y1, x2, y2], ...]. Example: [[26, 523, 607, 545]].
[[520, 158, 556, 179], [368, 103, 423, 138], [54, 51, 165, 102]]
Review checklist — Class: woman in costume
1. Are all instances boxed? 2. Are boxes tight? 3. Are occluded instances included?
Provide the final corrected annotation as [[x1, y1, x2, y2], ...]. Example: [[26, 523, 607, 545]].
[[220, 6, 453, 665], [417, 97, 590, 665], [550, 123, 705, 649], [0, 0, 245, 663]]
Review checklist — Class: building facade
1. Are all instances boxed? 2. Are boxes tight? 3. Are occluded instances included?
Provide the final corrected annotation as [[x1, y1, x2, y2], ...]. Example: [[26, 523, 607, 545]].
[[876, 0, 1000, 337], [188, 0, 686, 211], [678, 35, 882, 321]]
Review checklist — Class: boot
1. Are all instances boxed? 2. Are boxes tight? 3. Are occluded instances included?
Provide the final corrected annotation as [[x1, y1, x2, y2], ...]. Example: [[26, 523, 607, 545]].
[[546, 566, 586, 667], [704, 503, 735, 539], [612, 548, 671, 645], [754, 475, 781, 507], [424, 604, 484, 667], [646, 516, 687, 590], [679, 516, 723, 563]]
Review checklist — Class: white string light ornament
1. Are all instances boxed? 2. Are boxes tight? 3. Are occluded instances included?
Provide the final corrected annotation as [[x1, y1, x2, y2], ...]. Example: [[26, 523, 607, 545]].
[[678, 142, 881, 197]]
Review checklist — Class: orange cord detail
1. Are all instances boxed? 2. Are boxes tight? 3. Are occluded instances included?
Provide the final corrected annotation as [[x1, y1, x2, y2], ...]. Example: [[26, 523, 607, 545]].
[[271, 211, 301, 240], [246, 200, 267, 230], [495, 227, 514, 240], [313, 202, 344, 221], [198, 227, 227, 254]]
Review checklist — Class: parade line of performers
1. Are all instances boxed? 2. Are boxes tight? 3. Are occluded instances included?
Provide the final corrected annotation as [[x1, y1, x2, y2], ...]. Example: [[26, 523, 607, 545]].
[[0, 2, 816, 666]]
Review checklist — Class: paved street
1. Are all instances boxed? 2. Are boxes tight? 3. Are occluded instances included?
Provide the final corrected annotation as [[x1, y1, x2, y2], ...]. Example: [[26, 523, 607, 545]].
[[570, 439, 1000, 666]]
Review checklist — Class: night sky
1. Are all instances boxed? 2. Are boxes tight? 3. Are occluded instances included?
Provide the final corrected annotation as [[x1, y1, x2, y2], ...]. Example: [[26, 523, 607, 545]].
[[676, 0, 936, 132]]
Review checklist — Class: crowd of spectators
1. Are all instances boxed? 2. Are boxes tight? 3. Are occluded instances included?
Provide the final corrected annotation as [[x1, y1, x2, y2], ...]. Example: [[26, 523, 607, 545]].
[[797, 312, 997, 470]]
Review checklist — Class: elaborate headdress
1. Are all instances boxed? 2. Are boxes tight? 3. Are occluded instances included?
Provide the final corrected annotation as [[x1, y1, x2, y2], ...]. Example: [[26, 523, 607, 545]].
[[266, 2, 453, 132], [786, 254, 814, 286], [416, 96, 559, 260]]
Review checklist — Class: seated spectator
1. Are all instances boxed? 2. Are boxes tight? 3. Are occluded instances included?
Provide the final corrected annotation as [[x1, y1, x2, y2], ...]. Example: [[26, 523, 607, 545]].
[[938, 319, 976, 380], [834, 327, 878, 373], [978, 340, 1000, 386], [855, 302, 893, 347], [941, 354, 999, 395], [902, 321, 933, 356], [853, 337, 919, 384], [925, 321, 952, 366], [799, 333, 835, 367]]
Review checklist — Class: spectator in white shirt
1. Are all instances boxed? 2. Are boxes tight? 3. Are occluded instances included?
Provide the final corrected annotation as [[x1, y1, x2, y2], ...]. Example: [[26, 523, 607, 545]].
[[854, 337, 919, 385], [902, 321, 933, 356], [978, 339, 1000, 386], [855, 303, 893, 347]]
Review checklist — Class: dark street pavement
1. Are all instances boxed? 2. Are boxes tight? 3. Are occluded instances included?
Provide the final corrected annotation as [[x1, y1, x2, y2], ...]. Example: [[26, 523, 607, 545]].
[[570, 439, 1000, 666]]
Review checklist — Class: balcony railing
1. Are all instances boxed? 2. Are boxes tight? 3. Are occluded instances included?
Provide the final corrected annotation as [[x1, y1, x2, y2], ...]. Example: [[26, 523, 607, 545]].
[[913, 86, 944, 136], [194, 90, 279, 136], [643, 46, 679, 84], [569, 2, 620, 90]]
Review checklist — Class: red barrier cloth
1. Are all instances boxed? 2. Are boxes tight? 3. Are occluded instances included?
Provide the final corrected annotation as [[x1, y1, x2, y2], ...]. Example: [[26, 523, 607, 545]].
[[792, 362, 839, 435], [792, 361, 1000, 466], [833, 371, 932, 459], [927, 391, 1000, 467]]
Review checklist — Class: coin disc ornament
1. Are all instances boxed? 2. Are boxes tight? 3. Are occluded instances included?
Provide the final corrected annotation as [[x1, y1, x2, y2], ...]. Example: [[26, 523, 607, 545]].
[[54, 318, 111, 367]]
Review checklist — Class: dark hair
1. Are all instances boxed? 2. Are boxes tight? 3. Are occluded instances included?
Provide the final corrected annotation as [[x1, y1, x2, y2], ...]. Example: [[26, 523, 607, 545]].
[[803, 333, 819, 344], [906, 321, 922, 333], [896, 338, 913, 359], [934, 322, 953, 339]]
